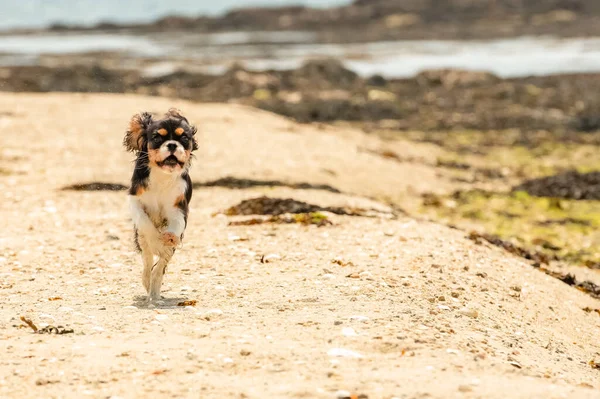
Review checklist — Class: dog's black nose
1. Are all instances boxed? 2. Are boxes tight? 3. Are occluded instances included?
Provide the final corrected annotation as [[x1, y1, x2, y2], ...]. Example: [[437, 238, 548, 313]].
[[167, 143, 177, 152]]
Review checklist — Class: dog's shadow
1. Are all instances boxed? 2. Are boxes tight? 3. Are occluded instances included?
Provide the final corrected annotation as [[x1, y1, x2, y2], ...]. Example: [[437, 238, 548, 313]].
[[131, 295, 191, 309]]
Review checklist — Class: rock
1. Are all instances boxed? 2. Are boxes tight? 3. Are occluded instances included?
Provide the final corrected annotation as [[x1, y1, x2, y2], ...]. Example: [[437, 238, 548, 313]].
[[341, 327, 358, 337], [349, 315, 370, 322], [459, 307, 479, 319], [327, 348, 364, 359], [458, 384, 473, 392]]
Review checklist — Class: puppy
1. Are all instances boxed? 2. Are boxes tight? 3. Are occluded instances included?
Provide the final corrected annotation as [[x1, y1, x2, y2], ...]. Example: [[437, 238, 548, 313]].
[[123, 108, 198, 303]]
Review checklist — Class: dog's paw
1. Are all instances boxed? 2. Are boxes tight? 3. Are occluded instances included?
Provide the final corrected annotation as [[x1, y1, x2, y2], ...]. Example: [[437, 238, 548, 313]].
[[161, 232, 180, 247]]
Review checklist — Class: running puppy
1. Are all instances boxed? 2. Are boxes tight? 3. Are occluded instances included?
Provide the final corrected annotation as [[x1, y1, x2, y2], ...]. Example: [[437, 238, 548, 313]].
[[123, 108, 198, 303]]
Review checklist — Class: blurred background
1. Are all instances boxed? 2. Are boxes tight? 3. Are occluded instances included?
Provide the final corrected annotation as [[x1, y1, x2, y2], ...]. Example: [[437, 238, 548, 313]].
[[3, 0, 600, 272]]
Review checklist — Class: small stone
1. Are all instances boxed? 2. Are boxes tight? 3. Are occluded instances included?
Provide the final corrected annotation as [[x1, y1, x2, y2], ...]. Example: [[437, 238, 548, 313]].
[[458, 385, 472, 392], [459, 308, 479, 319], [341, 327, 358, 337], [263, 254, 281, 263], [327, 348, 364, 359], [202, 309, 224, 321], [509, 361, 522, 369], [336, 390, 351, 399], [349, 315, 369, 322]]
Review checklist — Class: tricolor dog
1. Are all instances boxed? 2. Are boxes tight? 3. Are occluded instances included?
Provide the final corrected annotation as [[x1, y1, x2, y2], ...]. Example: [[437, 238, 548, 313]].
[[123, 108, 198, 303]]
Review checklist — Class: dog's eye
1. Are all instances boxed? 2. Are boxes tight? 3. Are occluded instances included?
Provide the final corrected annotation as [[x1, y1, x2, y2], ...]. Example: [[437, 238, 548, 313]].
[[180, 136, 189, 145], [152, 135, 162, 143]]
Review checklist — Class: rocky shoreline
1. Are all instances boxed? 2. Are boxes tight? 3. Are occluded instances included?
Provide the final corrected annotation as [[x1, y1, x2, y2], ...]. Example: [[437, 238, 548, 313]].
[[3, 0, 600, 42], [2, 59, 600, 134]]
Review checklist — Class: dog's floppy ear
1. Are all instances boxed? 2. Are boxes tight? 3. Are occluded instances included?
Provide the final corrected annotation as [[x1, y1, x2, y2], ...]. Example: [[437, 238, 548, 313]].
[[124, 112, 153, 152], [191, 125, 199, 151]]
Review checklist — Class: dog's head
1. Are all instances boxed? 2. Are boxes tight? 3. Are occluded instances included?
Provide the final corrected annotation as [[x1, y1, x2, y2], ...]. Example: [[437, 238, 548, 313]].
[[124, 108, 198, 174]]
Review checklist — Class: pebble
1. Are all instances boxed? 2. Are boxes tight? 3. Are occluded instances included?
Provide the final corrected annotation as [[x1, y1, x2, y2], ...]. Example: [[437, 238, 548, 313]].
[[359, 271, 373, 278], [349, 315, 369, 322], [459, 307, 479, 319], [458, 385, 473, 392], [205, 309, 224, 317], [155, 314, 169, 321], [263, 254, 281, 262], [327, 348, 364, 359], [335, 390, 351, 399], [341, 327, 358, 337]]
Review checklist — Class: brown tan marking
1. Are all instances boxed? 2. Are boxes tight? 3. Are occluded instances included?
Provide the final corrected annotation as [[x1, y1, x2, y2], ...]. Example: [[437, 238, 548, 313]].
[[174, 194, 185, 207], [148, 148, 161, 165], [157, 128, 168, 136], [175, 127, 184, 136], [136, 186, 145, 196]]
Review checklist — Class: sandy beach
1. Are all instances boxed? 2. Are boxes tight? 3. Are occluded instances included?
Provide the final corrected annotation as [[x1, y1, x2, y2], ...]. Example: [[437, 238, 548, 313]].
[[0, 93, 599, 398]]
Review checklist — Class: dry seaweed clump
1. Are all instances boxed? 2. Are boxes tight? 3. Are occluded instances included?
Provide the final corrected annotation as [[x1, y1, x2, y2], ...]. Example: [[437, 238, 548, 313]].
[[229, 212, 332, 227], [194, 176, 341, 193], [62, 182, 128, 191], [514, 171, 600, 200], [224, 196, 374, 217], [468, 233, 600, 299], [468, 232, 554, 266]]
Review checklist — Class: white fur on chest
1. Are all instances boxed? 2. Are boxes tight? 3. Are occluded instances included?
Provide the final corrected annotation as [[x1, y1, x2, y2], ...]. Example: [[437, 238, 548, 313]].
[[138, 170, 187, 228]]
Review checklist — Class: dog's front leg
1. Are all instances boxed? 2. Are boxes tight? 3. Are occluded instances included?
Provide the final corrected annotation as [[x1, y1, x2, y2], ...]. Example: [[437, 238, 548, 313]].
[[129, 196, 160, 294], [129, 196, 159, 241], [146, 202, 187, 303], [148, 248, 174, 303], [161, 199, 187, 247]]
